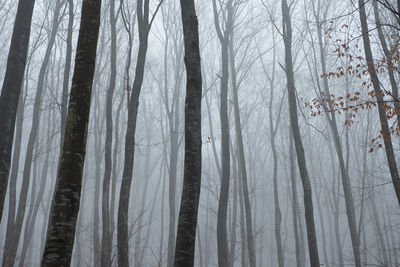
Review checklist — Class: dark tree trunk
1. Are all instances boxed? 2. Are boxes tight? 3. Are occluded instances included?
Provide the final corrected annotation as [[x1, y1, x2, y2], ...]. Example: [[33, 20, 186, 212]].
[[59, 0, 74, 154], [173, 0, 202, 265], [0, 0, 36, 223], [281, 0, 320, 266], [40, 0, 102, 265]]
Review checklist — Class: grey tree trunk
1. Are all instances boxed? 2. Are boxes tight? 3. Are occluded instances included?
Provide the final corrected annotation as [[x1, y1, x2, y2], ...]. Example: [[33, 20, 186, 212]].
[[212, 1, 233, 266], [2, 2, 62, 266], [228, 15, 256, 267], [281, 0, 320, 266], [262, 28, 284, 267], [19, 99, 56, 266], [3, 77, 25, 261], [173, 0, 202, 265], [373, 1, 400, 128], [289, 132, 304, 267], [40, 0, 102, 264], [117, 0, 152, 265], [0, 0, 36, 221], [311, 3, 361, 265], [358, 0, 400, 205], [101, 0, 117, 265]]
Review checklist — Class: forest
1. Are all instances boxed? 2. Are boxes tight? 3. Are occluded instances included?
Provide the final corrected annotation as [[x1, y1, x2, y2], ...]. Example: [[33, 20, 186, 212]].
[[0, 0, 399, 266]]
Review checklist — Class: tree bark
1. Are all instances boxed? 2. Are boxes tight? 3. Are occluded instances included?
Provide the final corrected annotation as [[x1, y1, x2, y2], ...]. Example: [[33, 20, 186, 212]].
[[41, 0, 102, 264], [173, 0, 202, 265], [0, 0, 36, 222]]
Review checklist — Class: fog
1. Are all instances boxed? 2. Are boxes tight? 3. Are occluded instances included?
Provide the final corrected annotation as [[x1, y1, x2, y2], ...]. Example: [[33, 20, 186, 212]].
[[0, 0, 399, 266]]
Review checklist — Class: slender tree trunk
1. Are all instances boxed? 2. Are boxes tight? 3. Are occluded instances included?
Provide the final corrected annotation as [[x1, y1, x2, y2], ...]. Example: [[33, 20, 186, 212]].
[[373, 0, 400, 123], [281, 0, 320, 265], [289, 132, 304, 267], [239, 171, 246, 267], [212, 1, 233, 266], [101, 0, 117, 265], [228, 21, 256, 267], [93, 82, 103, 267], [0, 0, 36, 221], [19, 113, 54, 266], [2, 3, 62, 265], [358, 0, 400, 205], [3, 80, 25, 259], [18, 66, 59, 266], [173, 0, 202, 265], [264, 36, 284, 267], [117, 0, 152, 265], [312, 4, 361, 264], [41, 0, 102, 264], [229, 146, 239, 267], [134, 120, 153, 267]]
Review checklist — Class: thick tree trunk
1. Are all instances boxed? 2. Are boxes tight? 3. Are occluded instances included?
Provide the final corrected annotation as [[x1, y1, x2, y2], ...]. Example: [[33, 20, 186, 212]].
[[40, 0, 102, 264], [173, 0, 202, 265], [0, 0, 36, 221], [281, 0, 320, 266]]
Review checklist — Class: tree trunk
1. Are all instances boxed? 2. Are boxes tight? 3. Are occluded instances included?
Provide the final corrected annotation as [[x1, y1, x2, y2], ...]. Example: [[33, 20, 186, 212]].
[[41, 0, 102, 264], [289, 132, 304, 267], [358, 0, 400, 205], [2, 2, 62, 265], [311, 3, 361, 264], [0, 0, 36, 221], [101, 0, 117, 265], [212, 1, 232, 266], [173, 0, 202, 265], [117, 0, 151, 265], [228, 19, 256, 267], [281, 0, 320, 266]]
